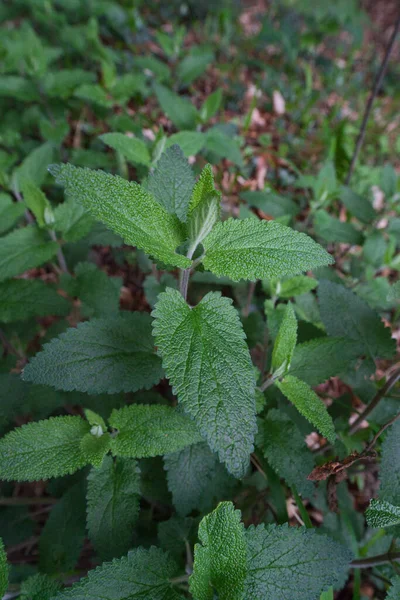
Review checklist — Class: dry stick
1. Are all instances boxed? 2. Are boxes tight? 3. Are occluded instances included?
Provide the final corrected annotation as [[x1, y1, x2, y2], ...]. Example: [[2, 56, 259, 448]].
[[349, 365, 400, 434], [345, 13, 400, 185]]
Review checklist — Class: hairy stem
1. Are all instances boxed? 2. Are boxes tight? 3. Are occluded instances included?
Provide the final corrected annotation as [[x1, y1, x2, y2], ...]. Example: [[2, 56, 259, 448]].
[[49, 229, 68, 273], [349, 366, 400, 434], [345, 13, 400, 185], [180, 268, 191, 302]]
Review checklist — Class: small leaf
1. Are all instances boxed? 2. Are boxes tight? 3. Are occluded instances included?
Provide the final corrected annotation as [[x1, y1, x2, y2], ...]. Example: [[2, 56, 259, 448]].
[[73, 262, 121, 317], [0, 416, 90, 481], [202, 218, 333, 282], [50, 164, 191, 269], [314, 210, 363, 244], [23, 313, 163, 394], [366, 499, 400, 528], [109, 404, 203, 458], [0, 537, 7, 598], [20, 179, 53, 227], [200, 89, 223, 121], [0, 192, 26, 235], [205, 129, 243, 167], [20, 573, 62, 600], [277, 375, 336, 442], [187, 165, 220, 255], [87, 456, 141, 560], [52, 547, 183, 600], [80, 432, 111, 468], [154, 83, 198, 130], [166, 131, 206, 157], [272, 275, 317, 299], [271, 303, 297, 374], [340, 186, 376, 223], [0, 279, 70, 323], [245, 523, 352, 600], [190, 502, 247, 600], [0, 225, 58, 282], [100, 132, 150, 167], [147, 145, 195, 222], [153, 288, 257, 478]]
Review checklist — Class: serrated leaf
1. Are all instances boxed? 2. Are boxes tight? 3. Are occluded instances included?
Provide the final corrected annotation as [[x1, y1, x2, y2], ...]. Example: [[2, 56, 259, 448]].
[[202, 218, 333, 282], [23, 313, 163, 394], [257, 409, 314, 496], [20, 573, 62, 600], [154, 83, 198, 130], [290, 337, 362, 386], [0, 537, 7, 598], [314, 210, 363, 244], [87, 456, 141, 561], [80, 432, 111, 468], [379, 419, 400, 505], [366, 499, 400, 528], [164, 443, 236, 516], [20, 179, 52, 227], [245, 523, 352, 600], [50, 164, 191, 269], [153, 288, 257, 478], [387, 577, 400, 600], [318, 280, 395, 361], [0, 279, 70, 323], [340, 186, 376, 224], [147, 145, 195, 222], [109, 404, 202, 458], [190, 502, 247, 600], [271, 303, 297, 374], [100, 133, 151, 167], [277, 375, 335, 442], [39, 481, 86, 575], [187, 164, 221, 255], [166, 131, 206, 157], [0, 416, 90, 481], [52, 547, 183, 600], [388, 281, 400, 301], [0, 225, 58, 282]]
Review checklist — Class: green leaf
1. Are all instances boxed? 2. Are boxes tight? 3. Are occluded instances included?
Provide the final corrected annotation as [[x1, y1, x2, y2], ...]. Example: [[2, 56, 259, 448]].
[[277, 375, 336, 442], [366, 499, 400, 528], [271, 303, 297, 374], [379, 419, 400, 505], [187, 165, 221, 255], [200, 89, 223, 121], [290, 337, 362, 386], [340, 186, 376, 224], [0, 192, 26, 235], [240, 190, 299, 218], [154, 83, 198, 130], [80, 432, 111, 468], [318, 280, 396, 361], [100, 133, 151, 167], [0, 225, 58, 282], [50, 164, 191, 269], [257, 409, 314, 497], [109, 404, 202, 458], [158, 516, 198, 562], [87, 456, 141, 561], [153, 288, 257, 478], [202, 218, 333, 282], [0, 279, 69, 323], [53, 197, 94, 243], [164, 443, 236, 516], [143, 273, 178, 308], [0, 537, 7, 598], [23, 313, 163, 394], [39, 481, 86, 574], [20, 179, 53, 227], [52, 547, 183, 600], [178, 47, 213, 85], [205, 129, 243, 167], [0, 416, 90, 481], [388, 280, 400, 301], [245, 523, 352, 600], [147, 145, 195, 222], [190, 502, 247, 600], [166, 131, 206, 157], [314, 210, 363, 244], [20, 573, 62, 600], [74, 83, 113, 107], [14, 142, 54, 188], [73, 262, 121, 317], [272, 275, 318, 298], [387, 577, 400, 600]]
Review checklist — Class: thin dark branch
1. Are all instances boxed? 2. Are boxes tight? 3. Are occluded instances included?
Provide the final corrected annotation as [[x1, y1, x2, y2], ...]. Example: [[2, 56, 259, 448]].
[[349, 366, 400, 434], [351, 551, 400, 569], [365, 412, 400, 454], [0, 329, 23, 360], [345, 13, 400, 185]]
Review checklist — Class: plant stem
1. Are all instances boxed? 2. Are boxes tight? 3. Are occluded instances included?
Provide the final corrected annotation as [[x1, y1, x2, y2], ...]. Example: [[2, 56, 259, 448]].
[[349, 366, 400, 434], [291, 486, 313, 529], [180, 268, 191, 302], [259, 373, 277, 392], [170, 574, 190, 585], [243, 281, 256, 317], [48, 229, 68, 273], [351, 552, 400, 569], [0, 496, 57, 506], [345, 13, 400, 185], [364, 412, 400, 454]]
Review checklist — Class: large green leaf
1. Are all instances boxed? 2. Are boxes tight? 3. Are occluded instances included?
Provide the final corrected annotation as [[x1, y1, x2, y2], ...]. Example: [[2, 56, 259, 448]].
[[50, 164, 190, 269], [23, 313, 163, 394], [190, 502, 247, 600], [87, 456, 141, 560], [109, 404, 203, 458], [245, 524, 352, 600], [202, 218, 333, 281], [153, 288, 257, 478]]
